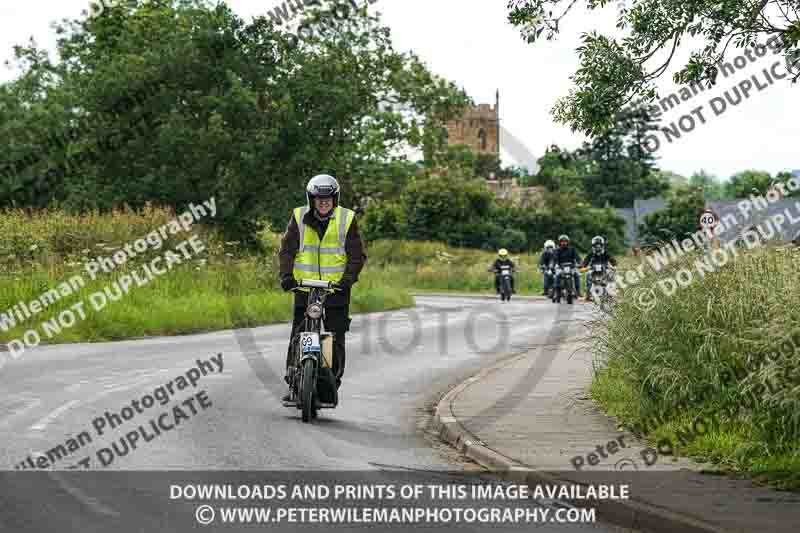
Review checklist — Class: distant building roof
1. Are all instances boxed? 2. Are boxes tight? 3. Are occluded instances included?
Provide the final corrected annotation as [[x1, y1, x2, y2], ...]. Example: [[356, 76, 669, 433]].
[[709, 198, 800, 243], [612, 197, 668, 247]]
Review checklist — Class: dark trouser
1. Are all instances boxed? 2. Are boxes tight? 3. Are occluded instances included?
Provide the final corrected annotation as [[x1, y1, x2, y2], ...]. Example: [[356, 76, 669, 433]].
[[286, 305, 350, 387], [494, 274, 514, 293], [543, 271, 554, 292]]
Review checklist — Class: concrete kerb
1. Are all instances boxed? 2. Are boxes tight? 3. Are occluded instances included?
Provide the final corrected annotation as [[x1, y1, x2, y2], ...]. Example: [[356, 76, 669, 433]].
[[431, 350, 726, 533]]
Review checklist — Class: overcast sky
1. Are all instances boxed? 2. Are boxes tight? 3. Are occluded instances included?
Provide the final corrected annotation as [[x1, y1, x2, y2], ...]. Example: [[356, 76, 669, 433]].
[[2, 0, 798, 180]]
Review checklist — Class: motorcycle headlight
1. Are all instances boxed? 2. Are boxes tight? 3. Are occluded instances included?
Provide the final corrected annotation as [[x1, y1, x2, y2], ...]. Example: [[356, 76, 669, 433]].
[[307, 303, 323, 319]]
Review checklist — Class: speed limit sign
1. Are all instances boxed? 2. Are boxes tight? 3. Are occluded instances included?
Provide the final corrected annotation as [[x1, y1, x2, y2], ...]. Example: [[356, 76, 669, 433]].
[[699, 209, 718, 229]]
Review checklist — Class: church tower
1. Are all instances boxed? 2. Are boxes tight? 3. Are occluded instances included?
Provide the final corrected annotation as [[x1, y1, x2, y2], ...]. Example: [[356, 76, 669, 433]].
[[445, 90, 500, 155]]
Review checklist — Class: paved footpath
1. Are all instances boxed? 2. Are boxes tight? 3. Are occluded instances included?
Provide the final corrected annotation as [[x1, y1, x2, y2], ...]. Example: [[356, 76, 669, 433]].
[[433, 321, 800, 533]]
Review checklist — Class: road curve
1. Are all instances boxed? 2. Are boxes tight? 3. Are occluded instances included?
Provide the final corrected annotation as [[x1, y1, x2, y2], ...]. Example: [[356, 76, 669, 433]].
[[0, 295, 625, 533]]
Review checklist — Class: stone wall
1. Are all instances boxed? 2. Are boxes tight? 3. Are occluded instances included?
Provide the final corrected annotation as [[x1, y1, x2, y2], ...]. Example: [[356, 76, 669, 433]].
[[485, 178, 544, 208], [446, 103, 499, 155]]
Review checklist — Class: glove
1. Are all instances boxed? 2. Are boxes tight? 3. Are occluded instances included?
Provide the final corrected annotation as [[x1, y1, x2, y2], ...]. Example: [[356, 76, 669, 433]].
[[280, 276, 298, 292]]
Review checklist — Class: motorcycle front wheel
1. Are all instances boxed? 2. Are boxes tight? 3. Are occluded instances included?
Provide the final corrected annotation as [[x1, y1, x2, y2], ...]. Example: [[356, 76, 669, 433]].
[[301, 359, 317, 423]]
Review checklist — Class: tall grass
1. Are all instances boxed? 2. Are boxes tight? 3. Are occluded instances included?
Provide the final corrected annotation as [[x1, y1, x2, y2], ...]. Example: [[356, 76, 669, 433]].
[[0, 208, 412, 344], [591, 246, 800, 489], [365, 239, 546, 294], [0, 213, 549, 347]]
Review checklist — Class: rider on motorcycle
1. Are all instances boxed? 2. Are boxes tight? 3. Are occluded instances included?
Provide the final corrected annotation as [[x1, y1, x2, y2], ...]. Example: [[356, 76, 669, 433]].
[[538, 240, 556, 296], [581, 236, 616, 301], [278, 174, 367, 403], [554, 234, 581, 298], [492, 249, 515, 294]]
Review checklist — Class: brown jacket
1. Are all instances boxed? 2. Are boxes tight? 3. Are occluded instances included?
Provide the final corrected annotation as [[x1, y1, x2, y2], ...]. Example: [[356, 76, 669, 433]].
[[279, 207, 367, 307]]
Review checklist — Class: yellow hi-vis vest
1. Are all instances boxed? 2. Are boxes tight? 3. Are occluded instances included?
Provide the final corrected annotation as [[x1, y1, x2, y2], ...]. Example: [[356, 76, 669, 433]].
[[292, 205, 354, 286]]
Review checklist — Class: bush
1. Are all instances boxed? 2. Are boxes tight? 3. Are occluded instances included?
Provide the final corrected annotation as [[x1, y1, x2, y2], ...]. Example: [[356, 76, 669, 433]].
[[360, 201, 405, 241], [359, 177, 628, 254], [638, 187, 704, 249], [495, 228, 527, 251], [402, 175, 494, 244]]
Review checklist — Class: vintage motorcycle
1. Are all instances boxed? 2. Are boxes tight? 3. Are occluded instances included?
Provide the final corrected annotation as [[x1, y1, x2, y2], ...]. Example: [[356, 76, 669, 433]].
[[588, 263, 615, 312], [498, 265, 514, 301], [489, 266, 515, 301], [283, 279, 340, 423], [553, 263, 577, 305]]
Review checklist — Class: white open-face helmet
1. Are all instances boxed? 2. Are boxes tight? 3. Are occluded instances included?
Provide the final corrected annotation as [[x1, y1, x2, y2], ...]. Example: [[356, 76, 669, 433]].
[[306, 174, 340, 208], [544, 240, 555, 250]]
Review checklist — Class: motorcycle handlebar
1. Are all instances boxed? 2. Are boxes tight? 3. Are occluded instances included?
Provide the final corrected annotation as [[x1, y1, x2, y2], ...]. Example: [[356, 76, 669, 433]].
[[293, 279, 341, 292], [299, 279, 332, 289]]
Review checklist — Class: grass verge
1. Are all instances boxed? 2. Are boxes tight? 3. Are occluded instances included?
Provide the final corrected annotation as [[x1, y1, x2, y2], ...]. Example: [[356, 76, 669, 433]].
[[0, 208, 413, 345], [590, 246, 800, 490], [365, 239, 546, 295]]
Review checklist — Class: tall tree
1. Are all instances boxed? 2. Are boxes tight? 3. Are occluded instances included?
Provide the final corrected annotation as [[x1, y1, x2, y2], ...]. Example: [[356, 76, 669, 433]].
[[725, 170, 776, 198], [579, 102, 669, 207], [690, 170, 726, 200], [0, 0, 469, 242], [659, 170, 689, 189], [531, 144, 589, 195], [507, 0, 800, 134]]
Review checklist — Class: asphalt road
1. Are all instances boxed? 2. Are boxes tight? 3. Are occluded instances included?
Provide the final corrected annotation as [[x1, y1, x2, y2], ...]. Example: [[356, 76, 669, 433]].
[[0, 295, 627, 533]]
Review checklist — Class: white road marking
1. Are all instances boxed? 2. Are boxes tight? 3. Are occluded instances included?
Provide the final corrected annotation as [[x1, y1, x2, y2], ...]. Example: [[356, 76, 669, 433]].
[[49, 471, 120, 517], [29, 400, 81, 431], [28, 373, 158, 432]]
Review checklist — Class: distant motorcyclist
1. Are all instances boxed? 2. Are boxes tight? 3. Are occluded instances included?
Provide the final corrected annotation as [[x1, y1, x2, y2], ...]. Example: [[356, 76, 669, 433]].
[[554, 234, 581, 297], [581, 236, 616, 301], [539, 240, 556, 296], [492, 249, 515, 294]]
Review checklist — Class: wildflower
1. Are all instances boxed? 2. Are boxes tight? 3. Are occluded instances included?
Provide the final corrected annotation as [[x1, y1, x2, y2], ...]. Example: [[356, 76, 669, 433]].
[[29, 244, 38, 251]]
